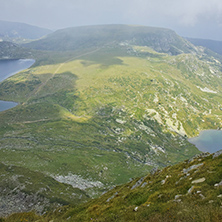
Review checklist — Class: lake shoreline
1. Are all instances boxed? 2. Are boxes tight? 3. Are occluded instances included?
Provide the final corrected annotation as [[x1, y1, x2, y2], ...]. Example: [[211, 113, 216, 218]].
[[0, 59, 35, 112], [188, 129, 222, 153]]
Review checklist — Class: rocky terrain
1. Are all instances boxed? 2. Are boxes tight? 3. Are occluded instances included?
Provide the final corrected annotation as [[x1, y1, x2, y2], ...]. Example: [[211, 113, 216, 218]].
[[2, 150, 222, 221], [0, 24, 222, 219], [0, 163, 89, 217]]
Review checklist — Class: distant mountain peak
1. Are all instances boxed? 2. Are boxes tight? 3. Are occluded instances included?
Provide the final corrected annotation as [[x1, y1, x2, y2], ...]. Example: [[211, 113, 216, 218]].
[[0, 20, 52, 42], [24, 24, 197, 55]]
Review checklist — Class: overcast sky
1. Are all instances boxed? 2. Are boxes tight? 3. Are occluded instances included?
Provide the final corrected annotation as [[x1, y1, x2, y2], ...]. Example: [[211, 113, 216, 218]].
[[1, 0, 222, 40]]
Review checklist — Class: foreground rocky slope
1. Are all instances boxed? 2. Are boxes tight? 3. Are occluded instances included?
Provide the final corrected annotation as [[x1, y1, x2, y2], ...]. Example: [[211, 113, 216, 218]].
[[0, 163, 89, 217], [2, 150, 222, 221]]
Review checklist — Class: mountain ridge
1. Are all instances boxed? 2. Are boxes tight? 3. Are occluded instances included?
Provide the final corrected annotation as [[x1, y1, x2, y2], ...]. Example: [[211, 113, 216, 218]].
[[24, 24, 197, 55], [0, 20, 52, 42]]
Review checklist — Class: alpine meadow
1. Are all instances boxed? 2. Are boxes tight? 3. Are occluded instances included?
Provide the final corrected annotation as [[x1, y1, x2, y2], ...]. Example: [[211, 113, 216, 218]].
[[0, 23, 222, 221]]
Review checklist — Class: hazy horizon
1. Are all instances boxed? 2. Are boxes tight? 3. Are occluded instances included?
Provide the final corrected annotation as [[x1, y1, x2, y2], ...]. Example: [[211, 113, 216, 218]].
[[1, 0, 222, 41]]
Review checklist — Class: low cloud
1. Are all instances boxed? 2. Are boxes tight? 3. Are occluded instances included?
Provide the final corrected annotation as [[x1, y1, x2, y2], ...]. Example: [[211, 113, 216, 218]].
[[1, 0, 222, 39]]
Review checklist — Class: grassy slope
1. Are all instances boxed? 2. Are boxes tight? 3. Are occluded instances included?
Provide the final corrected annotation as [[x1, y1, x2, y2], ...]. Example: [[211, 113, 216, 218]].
[[0, 44, 222, 199], [0, 162, 89, 217], [0, 46, 202, 183], [3, 151, 222, 222]]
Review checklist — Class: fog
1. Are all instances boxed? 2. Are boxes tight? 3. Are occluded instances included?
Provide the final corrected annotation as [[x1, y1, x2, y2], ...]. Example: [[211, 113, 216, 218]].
[[1, 0, 222, 40]]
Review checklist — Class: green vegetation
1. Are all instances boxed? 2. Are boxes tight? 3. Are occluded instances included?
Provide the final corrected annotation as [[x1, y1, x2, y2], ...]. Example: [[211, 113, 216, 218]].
[[0, 41, 33, 59], [0, 24, 222, 217], [2, 151, 222, 221], [0, 162, 89, 217]]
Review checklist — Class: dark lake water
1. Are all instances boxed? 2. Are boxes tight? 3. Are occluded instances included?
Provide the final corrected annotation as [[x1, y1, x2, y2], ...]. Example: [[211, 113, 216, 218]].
[[188, 130, 222, 153], [0, 59, 35, 112]]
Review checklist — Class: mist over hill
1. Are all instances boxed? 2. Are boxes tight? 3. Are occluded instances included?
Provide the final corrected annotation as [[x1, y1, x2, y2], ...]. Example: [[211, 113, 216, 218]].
[[0, 20, 52, 42], [187, 37, 222, 56], [24, 24, 197, 55]]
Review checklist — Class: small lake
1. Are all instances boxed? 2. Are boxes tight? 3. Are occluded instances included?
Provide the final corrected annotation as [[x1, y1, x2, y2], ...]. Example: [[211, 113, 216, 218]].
[[188, 130, 222, 153], [0, 59, 35, 112]]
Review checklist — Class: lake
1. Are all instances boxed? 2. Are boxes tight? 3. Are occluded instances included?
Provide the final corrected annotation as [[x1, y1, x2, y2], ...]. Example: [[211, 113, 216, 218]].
[[188, 130, 222, 153], [0, 59, 35, 112]]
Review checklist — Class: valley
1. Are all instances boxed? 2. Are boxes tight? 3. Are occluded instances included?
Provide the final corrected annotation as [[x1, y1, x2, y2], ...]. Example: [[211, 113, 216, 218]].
[[0, 24, 222, 218]]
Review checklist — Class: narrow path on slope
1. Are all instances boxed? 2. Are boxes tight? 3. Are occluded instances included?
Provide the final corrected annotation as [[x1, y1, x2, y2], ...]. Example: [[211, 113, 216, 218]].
[[25, 48, 101, 103]]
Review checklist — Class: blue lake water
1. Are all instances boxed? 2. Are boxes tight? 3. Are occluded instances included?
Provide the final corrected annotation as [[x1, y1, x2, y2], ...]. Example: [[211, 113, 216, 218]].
[[0, 59, 35, 112], [188, 130, 222, 153]]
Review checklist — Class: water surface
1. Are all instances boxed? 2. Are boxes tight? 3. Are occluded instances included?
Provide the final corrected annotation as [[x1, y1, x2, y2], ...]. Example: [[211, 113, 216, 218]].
[[188, 130, 222, 153], [0, 59, 35, 111]]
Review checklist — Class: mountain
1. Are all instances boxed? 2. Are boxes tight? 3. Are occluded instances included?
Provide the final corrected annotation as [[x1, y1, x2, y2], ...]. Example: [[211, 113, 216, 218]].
[[0, 24, 222, 217], [24, 24, 197, 55], [3, 150, 222, 221], [0, 41, 33, 59], [187, 37, 222, 56], [0, 20, 52, 42]]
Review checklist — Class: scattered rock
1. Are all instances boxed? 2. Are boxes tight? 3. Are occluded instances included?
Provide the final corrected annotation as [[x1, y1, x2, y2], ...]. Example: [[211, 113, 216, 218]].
[[214, 181, 222, 187], [217, 194, 222, 198], [209, 200, 214, 204], [175, 195, 182, 200], [183, 163, 203, 174], [134, 206, 138, 211], [188, 186, 195, 194], [192, 178, 205, 184], [213, 150, 222, 159], [141, 182, 148, 188], [161, 175, 171, 185], [188, 153, 210, 163], [106, 192, 118, 202], [199, 194, 205, 199], [150, 167, 159, 175], [53, 173, 104, 190], [131, 177, 144, 190]]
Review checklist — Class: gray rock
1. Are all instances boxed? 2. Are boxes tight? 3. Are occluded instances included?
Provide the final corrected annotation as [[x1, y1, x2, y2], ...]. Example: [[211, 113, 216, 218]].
[[188, 152, 210, 163], [141, 182, 148, 188], [187, 186, 195, 194], [214, 180, 222, 187], [192, 178, 205, 184], [175, 194, 182, 199], [134, 206, 139, 211], [150, 167, 159, 175], [131, 177, 144, 190], [183, 163, 204, 174], [106, 192, 118, 202], [213, 150, 222, 159], [199, 194, 205, 199]]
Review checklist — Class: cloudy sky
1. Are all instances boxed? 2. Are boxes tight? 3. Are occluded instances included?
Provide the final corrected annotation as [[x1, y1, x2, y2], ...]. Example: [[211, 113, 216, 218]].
[[1, 0, 222, 40]]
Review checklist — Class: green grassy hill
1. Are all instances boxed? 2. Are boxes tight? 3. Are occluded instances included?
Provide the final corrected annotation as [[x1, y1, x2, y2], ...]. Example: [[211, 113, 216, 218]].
[[24, 24, 196, 55], [0, 24, 222, 217]]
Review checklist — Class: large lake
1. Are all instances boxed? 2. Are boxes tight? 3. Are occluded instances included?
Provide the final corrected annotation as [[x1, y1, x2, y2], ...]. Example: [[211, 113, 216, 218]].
[[0, 59, 35, 112], [188, 130, 222, 153]]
